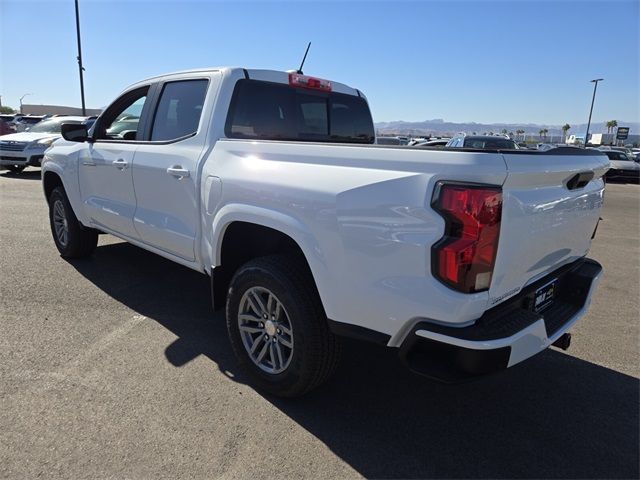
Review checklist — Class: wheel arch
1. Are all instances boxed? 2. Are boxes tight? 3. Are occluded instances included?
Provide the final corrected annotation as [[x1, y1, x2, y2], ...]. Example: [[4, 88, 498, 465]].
[[42, 161, 89, 226], [209, 205, 330, 312], [43, 170, 65, 203]]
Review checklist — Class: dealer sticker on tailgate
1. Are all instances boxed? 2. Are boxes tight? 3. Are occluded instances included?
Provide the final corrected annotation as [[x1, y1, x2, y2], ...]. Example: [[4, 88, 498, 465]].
[[533, 279, 557, 312]]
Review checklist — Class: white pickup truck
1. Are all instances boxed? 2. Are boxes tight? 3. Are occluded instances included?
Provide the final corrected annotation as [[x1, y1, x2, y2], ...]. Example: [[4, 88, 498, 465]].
[[42, 67, 608, 397]]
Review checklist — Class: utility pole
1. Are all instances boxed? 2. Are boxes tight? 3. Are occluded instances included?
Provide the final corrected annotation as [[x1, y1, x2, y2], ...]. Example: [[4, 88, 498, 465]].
[[584, 78, 603, 147], [19, 93, 32, 114], [75, 0, 86, 115]]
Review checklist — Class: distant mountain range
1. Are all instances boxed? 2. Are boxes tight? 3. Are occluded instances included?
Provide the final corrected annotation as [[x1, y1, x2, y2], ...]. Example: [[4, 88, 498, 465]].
[[374, 119, 640, 136]]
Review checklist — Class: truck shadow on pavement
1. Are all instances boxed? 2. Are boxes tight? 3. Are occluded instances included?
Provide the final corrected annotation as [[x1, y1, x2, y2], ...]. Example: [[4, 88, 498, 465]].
[[68, 241, 639, 480], [0, 170, 41, 180]]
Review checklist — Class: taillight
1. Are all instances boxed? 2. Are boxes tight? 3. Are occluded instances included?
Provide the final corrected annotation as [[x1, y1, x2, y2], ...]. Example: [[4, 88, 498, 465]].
[[431, 182, 502, 293], [288, 73, 332, 92]]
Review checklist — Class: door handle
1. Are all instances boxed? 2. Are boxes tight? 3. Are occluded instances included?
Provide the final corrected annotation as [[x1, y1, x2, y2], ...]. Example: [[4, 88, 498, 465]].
[[112, 158, 128, 170], [167, 166, 190, 179]]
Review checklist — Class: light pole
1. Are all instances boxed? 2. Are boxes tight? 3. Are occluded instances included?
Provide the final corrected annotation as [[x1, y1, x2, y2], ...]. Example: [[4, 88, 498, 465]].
[[584, 78, 603, 147], [19, 93, 32, 114], [75, 0, 86, 115]]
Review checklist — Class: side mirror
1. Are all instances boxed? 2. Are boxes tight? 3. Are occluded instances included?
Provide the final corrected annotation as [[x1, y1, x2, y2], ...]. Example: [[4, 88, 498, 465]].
[[61, 123, 90, 142]]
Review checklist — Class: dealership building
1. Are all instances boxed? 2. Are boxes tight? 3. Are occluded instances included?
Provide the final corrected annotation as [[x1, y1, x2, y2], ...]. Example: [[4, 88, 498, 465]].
[[21, 104, 102, 117]]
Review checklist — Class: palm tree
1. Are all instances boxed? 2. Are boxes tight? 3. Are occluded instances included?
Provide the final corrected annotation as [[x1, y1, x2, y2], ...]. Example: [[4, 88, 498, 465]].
[[606, 120, 618, 134], [562, 123, 571, 141], [516, 129, 525, 140], [501, 128, 508, 136], [509, 131, 514, 138]]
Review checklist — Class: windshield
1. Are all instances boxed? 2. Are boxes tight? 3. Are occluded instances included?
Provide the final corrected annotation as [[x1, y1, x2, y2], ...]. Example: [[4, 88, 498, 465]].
[[28, 119, 81, 133], [21, 117, 44, 124]]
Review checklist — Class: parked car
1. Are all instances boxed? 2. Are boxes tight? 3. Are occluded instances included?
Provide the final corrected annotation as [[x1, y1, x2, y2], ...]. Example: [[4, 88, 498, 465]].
[[412, 139, 450, 148], [376, 136, 408, 145], [43, 67, 606, 397], [446, 134, 519, 149], [0, 118, 14, 135], [601, 150, 640, 182], [597, 145, 634, 154], [536, 143, 555, 151], [105, 116, 140, 139], [0, 114, 17, 133], [0, 116, 94, 174]]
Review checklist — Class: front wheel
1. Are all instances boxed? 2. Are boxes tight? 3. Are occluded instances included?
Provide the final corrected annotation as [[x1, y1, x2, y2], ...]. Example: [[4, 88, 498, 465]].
[[226, 255, 341, 397], [48, 187, 98, 258]]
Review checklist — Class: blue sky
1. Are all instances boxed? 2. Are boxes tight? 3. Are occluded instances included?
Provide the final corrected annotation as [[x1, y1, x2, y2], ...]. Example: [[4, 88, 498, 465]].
[[1, 0, 638, 124]]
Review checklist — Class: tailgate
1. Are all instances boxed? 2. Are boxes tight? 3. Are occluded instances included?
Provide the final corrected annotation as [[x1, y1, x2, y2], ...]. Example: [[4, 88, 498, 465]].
[[488, 149, 609, 306]]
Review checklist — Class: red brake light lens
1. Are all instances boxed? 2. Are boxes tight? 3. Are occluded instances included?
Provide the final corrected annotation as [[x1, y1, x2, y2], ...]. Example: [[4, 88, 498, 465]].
[[431, 183, 502, 293], [288, 73, 332, 92]]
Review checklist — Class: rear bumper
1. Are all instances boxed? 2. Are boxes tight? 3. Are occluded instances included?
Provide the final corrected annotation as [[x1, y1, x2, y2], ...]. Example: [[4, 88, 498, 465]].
[[399, 258, 603, 382]]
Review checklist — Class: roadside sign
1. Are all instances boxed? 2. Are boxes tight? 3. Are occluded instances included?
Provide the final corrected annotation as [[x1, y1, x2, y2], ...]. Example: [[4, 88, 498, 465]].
[[616, 127, 630, 140]]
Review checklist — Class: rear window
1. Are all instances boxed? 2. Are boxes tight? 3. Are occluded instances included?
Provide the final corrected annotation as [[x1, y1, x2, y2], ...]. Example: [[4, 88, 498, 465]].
[[225, 79, 374, 144], [605, 151, 631, 161]]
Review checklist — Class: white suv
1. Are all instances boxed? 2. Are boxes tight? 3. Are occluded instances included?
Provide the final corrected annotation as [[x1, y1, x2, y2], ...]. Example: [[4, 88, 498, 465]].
[[0, 116, 94, 174]]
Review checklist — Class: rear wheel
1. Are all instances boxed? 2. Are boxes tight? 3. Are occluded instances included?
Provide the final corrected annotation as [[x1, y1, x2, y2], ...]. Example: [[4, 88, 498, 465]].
[[48, 187, 98, 258], [226, 254, 341, 397]]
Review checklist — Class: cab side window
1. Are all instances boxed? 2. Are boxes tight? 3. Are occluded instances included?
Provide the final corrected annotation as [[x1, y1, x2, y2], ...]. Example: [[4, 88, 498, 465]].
[[150, 80, 208, 142], [94, 87, 149, 141]]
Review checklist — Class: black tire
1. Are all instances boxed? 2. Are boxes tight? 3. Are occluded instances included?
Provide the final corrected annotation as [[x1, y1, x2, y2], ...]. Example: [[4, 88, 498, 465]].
[[226, 254, 341, 397], [48, 186, 98, 258], [5, 165, 25, 174]]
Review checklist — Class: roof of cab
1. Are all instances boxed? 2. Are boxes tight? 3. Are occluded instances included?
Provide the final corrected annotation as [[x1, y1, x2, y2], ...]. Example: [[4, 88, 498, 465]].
[[127, 67, 362, 97]]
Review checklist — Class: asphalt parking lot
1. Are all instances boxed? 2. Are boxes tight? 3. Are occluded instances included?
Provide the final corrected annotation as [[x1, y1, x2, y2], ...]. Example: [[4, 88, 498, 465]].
[[1, 168, 638, 479]]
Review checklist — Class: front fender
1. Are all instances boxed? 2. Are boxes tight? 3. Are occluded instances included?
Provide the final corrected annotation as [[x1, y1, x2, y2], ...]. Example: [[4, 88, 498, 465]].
[[41, 158, 64, 201], [42, 146, 89, 226]]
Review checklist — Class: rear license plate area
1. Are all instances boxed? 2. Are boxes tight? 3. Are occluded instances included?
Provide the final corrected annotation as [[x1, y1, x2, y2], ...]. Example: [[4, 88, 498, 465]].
[[533, 279, 557, 313]]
